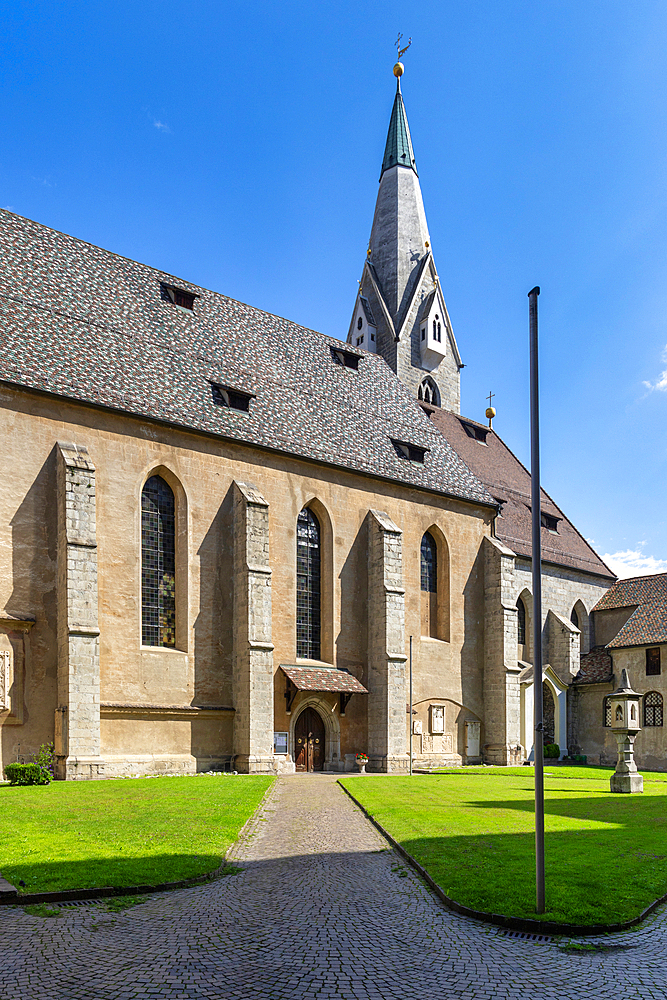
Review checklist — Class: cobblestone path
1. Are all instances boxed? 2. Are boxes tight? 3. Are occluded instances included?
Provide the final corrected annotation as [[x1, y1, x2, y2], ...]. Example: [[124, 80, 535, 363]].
[[1, 774, 666, 999]]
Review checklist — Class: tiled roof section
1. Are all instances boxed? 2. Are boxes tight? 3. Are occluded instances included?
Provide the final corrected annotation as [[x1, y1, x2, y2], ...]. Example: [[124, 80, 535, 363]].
[[607, 601, 667, 649], [427, 408, 616, 580], [381, 88, 417, 178], [574, 647, 613, 685], [593, 573, 667, 611], [0, 210, 494, 508], [280, 666, 368, 694]]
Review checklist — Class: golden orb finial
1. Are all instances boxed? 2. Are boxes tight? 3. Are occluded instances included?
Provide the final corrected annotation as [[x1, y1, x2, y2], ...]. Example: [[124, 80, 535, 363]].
[[393, 62, 404, 78]]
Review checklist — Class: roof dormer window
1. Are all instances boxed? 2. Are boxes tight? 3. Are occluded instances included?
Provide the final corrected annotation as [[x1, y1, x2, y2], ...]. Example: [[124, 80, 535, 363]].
[[541, 512, 560, 533], [392, 438, 428, 464], [161, 283, 197, 311], [210, 382, 254, 412], [331, 347, 360, 370], [461, 421, 488, 444]]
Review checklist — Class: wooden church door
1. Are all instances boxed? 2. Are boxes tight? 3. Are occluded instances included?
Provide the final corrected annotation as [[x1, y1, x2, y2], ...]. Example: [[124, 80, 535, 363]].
[[294, 707, 325, 772]]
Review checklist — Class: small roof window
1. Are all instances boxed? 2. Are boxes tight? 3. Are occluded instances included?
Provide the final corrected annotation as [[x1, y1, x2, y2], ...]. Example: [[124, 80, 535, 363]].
[[541, 512, 560, 533], [460, 421, 488, 444], [161, 283, 197, 311], [210, 382, 254, 413], [392, 439, 428, 464], [331, 346, 360, 370]]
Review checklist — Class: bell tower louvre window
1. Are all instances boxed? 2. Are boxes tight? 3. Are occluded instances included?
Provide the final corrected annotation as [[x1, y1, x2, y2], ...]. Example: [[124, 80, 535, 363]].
[[296, 508, 321, 660], [141, 475, 176, 647]]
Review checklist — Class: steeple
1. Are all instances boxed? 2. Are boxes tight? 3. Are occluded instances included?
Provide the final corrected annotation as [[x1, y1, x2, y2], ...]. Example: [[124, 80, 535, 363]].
[[348, 62, 462, 414], [380, 82, 418, 178]]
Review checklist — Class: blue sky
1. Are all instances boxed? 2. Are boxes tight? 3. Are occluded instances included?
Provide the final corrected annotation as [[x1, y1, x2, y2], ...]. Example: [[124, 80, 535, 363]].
[[2, 1, 666, 577]]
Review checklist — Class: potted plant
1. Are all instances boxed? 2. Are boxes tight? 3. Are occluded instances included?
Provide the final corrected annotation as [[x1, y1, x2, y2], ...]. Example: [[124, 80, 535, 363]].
[[355, 753, 369, 774]]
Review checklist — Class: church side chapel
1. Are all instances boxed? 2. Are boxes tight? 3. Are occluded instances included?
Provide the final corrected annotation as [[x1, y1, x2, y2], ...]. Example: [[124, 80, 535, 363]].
[[1, 58, 615, 778]]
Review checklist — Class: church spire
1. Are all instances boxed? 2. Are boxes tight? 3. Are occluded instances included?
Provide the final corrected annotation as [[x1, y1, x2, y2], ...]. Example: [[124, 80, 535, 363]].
[[347, 60, 463, 414], [380, 80, 418, 178]]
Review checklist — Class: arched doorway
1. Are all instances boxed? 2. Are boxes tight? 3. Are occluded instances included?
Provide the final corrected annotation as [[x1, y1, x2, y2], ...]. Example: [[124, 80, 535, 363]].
[[294, 707, 325, 772]]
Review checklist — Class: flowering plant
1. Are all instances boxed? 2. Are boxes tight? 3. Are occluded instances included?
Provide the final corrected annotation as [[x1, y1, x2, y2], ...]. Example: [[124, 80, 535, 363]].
[[355, 753, 369, 763]]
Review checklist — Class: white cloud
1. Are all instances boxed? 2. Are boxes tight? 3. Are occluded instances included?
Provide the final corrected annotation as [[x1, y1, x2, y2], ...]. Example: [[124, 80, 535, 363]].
[[153, 120, 171, 133], [643, 344, 667, 392], [602, 548, 667, 579]]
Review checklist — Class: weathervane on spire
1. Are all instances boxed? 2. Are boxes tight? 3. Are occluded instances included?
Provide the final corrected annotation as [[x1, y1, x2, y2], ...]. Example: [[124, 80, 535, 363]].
[[393, 33, 412, 80]]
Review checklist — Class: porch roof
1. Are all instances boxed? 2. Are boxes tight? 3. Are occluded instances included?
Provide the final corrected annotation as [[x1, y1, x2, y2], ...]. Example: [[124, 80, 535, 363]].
[[280, 665, 367, 694]]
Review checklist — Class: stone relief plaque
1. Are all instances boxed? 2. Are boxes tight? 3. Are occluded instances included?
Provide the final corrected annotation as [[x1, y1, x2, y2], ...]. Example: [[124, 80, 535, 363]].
[[430, 705, 445, 734], [421, 733, 453, 754], [0, 649, 9, 711], [412, 720, 422, 735]]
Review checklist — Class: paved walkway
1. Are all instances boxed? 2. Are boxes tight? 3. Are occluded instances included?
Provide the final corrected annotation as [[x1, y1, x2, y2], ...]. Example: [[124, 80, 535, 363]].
[[1, 774, 666, 999]]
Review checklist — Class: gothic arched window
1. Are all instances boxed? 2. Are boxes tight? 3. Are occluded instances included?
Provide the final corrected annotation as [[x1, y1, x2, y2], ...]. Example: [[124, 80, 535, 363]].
[[421, 531, 438, 639], [297, 507, 321, 660], [517, 597, 526, 646], [418, 377, 440, 407], [141, 475, 176, 647], [645, 691, 663, 727], [421, 532, 437, 594], [571, 607, 579, 629]]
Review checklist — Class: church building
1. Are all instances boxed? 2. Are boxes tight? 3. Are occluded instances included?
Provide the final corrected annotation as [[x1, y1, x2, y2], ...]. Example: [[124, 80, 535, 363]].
[[0, 63, 614, 778]]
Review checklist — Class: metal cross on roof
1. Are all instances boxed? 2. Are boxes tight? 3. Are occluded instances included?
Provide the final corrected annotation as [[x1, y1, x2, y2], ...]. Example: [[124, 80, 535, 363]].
[[487, 391, 495, 408]]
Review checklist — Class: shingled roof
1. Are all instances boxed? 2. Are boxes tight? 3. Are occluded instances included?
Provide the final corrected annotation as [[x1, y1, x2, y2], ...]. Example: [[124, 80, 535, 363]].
[[574, 647, 613, 685], [593, 573, 667, 611], [425, 408, 615, 580], [0, 210, 494, 508]]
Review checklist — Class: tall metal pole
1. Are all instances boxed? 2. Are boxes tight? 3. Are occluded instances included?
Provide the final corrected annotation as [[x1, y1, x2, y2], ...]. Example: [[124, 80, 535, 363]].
[[529, 286, 545, 914], [409, 635, 413, 776]]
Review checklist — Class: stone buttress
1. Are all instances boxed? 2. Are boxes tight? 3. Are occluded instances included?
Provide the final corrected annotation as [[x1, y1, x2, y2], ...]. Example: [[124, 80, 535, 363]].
[[54, 442, 104, 779], [367, 509, 409, 772], [483, 536, 522, 765], [232, 481, 274, 773]]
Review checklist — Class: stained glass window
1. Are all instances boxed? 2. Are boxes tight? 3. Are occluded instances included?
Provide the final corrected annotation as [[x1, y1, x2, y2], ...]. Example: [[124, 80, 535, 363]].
[[141, 476, 175, 647], [296, 508, 321, 660], [571, 607, 579, 629], [421, 532, 437, 593], [517, 597, 526, 646], [645, 691, 663, 727]]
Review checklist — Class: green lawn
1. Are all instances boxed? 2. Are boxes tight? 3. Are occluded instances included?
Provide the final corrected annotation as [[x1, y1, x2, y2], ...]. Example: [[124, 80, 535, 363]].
[[340, 766, 667, 926], [0, 774, 273, 895]]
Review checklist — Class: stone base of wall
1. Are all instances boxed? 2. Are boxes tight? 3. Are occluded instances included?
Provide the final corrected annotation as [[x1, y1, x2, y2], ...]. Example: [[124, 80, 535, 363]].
[[234, 753, 276, 774], [483, 744, 524, 766], [54, 755, 106, 781], [367, 753, 410, 774], [101, 754, 196, 778], [412, 753, 463, 769]]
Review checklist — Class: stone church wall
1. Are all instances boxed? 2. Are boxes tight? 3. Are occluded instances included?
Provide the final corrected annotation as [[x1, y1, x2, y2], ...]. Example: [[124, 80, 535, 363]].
[[0, 385, 494, 777]]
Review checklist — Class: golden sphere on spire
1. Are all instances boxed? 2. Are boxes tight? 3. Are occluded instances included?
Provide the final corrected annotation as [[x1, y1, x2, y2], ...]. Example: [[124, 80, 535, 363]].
[[393, 62, 404, 77], [486, 406, 496, 421]]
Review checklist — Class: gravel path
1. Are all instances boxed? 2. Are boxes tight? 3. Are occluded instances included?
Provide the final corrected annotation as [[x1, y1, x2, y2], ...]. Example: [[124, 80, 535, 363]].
[[0, 773, 665, 999]]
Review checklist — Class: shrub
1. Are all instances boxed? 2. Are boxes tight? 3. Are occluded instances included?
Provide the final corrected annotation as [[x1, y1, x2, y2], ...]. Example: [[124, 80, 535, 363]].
[[33, 742, 55, 780], [4, 762, 50, 785], [544, 743, 560, 759]]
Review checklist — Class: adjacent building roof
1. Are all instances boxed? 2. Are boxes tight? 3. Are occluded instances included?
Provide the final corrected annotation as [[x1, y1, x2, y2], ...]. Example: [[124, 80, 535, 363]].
[[592, 574, 667, 649], [0, 209, 495, 509], [280, 666, 367, 694], [425, 409, 615, 580], [607, 600, 667, 649], [381, 85, 418, 178], [574, 647, 613, 685], [593, 573, 667, 611]]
